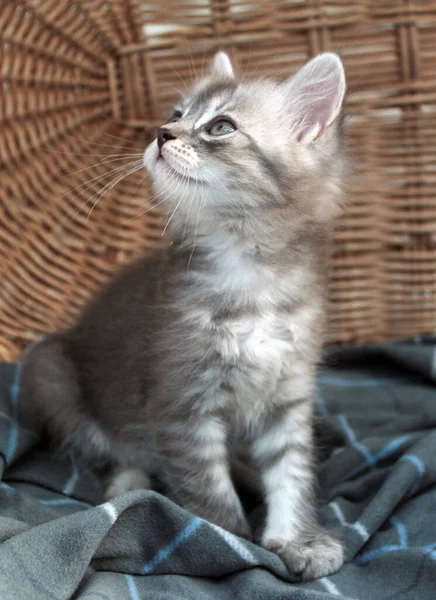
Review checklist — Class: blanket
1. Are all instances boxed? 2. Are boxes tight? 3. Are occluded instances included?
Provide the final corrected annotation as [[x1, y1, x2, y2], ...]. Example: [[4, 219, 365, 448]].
[[1, 338, 436, 599]]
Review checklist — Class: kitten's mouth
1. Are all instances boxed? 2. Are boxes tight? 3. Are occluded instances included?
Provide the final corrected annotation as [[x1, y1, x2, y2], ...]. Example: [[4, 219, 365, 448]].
[[156, 155, 200, 184]]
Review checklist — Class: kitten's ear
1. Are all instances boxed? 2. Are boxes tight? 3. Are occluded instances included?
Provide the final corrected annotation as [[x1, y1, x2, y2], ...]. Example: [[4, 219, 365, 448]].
[[284, 53, 346, 144], [210, 51, 234, 79]]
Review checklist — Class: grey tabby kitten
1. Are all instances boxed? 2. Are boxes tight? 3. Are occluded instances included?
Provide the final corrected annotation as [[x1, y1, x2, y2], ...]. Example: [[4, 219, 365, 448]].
[[21, 51, 347, 581]]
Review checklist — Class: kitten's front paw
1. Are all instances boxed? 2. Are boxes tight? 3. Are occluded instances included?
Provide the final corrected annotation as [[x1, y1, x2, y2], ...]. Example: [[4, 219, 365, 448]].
[[103, 466, 150, 501], [263, 531, 344, 581]]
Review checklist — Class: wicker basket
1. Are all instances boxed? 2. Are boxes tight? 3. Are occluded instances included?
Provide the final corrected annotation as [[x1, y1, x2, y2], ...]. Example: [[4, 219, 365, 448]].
[[1, 1, 436, 361]]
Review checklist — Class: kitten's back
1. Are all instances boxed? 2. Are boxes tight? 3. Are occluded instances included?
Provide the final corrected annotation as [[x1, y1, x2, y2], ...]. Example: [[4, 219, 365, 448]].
[[21, 249, 166, 463]]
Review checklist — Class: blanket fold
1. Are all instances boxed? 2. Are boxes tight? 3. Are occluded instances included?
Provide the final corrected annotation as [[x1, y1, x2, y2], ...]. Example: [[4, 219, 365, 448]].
[[1, 339, 436, 599]]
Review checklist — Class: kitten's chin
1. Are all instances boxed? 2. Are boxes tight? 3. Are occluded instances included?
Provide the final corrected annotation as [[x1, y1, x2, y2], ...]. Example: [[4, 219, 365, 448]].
[[143, 139, 159, 175], [157, 157, 201, 185], [144, 139, 201, 186]]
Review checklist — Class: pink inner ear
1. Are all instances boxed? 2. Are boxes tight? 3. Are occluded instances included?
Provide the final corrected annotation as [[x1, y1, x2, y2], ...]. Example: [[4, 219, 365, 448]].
[[289, 54, 345, 143], [300, 81, 343, 142], [297, 84, 339, 142]]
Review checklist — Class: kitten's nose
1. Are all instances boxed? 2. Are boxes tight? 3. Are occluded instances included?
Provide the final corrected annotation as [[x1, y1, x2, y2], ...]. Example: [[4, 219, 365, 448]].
[[157, 127, 177, 150]]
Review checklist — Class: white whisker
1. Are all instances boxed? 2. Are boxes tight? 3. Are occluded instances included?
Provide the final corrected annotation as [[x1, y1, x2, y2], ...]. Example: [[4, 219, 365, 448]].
[[183, 168, 198, 241], [63, 155, 144, 178], [42, 149, 143, 159], [65, 160, 143, 200], [168, 65, 189, 95], [85, 162, 144, 221], [188, 176, 204, 270], [60, 132, 144, 152], [130, 169, 182, 220], [162, 166, 190, 236]]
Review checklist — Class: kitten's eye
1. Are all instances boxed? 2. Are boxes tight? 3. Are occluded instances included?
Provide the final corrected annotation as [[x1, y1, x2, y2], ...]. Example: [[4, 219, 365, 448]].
[[208, 119, 236, 136], [167, 109, 182, 123]]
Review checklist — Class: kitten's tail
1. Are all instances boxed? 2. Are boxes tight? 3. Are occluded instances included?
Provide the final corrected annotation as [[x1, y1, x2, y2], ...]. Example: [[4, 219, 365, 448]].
[[21, 334, 110, 465]]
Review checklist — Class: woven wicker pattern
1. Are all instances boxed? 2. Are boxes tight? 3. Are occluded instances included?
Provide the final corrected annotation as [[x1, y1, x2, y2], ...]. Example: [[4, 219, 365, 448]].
[[1, 1, 436, 361]]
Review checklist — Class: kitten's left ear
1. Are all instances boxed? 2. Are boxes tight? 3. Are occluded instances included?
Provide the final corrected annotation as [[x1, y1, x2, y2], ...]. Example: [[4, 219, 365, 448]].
[[210, 51, 234, 79], [284, 53, 346, 144]]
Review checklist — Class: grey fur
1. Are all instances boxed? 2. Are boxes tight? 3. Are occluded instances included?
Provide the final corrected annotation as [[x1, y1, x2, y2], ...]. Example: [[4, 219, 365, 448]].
[[21, 52, 348, 580]]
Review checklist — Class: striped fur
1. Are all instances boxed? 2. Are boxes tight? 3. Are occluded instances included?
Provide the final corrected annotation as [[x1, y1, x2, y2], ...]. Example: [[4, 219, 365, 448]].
[[21, 52, 348, 580]]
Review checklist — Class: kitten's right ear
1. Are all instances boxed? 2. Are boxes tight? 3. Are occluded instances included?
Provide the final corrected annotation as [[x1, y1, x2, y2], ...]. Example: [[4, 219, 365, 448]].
[[210, 51, 234, 79], [283, 53, 346, 144]]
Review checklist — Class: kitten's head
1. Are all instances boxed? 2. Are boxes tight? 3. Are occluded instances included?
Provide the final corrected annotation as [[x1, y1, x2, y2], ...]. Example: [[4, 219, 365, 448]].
[[144, 51, 347, 230]]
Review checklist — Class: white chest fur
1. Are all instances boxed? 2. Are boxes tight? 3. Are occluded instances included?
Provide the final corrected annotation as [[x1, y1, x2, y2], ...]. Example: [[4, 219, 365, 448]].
[[179, 233, 318, 428], [188, 310, 310, 429], [193, 229, 309, 307], [216, 312, 295, 367]]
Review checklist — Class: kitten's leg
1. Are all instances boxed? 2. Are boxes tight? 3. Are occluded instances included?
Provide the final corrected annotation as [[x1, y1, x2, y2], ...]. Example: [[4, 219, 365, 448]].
[[21, 334, 112, 465], [103, 466, 151, 501], [159, 415, 251, 539], [252, 401, 343, 581]]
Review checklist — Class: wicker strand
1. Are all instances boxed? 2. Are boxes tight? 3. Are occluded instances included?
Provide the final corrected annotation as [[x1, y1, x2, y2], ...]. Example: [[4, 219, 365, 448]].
[[1, 0, 436, 358]]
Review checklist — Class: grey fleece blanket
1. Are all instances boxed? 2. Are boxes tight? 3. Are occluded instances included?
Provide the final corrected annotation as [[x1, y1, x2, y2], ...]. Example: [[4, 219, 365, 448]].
[[1, 339, 436, 599]]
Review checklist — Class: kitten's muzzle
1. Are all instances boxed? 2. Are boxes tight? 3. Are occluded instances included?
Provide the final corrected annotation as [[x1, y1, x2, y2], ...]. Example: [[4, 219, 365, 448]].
[[157, 127, 177, 150]]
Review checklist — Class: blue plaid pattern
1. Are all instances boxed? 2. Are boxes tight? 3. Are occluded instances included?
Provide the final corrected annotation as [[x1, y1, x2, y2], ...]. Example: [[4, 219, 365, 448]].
[[1, 339, 436, 599]]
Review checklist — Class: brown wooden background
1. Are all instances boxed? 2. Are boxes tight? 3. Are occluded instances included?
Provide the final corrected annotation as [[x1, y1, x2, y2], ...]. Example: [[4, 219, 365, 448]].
[[1, 0, 436, 361]]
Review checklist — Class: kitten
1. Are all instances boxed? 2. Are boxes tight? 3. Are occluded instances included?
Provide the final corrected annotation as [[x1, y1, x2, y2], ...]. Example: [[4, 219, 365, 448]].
[[21, 51, 347, 581]]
